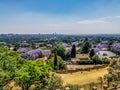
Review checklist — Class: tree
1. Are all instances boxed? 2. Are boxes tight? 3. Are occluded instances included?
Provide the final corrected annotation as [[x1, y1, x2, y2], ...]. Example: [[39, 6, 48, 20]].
[[71, 45, 76, 58], [47, 72, 63, 90], [89, 49, 95, 58], [80, 39, 91, 54], [0, 45, 25, 89], [47, 54, 65, 70], [14, 60, 51, 90], [104, 59, 120, 86], [54, 51, 58, 70], [51, 44, 66, 60], [92, 55, 102, 64], [66, 52, 71, 60]]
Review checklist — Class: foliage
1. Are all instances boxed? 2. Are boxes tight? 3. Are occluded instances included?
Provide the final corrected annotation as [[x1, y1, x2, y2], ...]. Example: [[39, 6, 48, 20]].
[[103, 53, 107, 56], [66, 52, 71, 60], [0, 46, 25, 89], [102, 57, 110, 64], [14, 60, 51, 90], [89, 49, 95, 58], [71, 45, 76, 58], [51, 44, 66, 60], [91, 55, 102, 64], [47, 55, 65, 70], [47, 72, 63, 90], [21, 49, 44, 60], [80, 39, 91, 54], [77, 60, 93, 65], [104, 59, 120, 85], [54, 51, 58, 70], [112, 43, 120, 55], [0, 45, 53, 90]]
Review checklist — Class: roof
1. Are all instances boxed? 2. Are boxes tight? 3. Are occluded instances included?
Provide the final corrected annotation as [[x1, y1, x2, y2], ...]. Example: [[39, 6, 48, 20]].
[[76, 54, 89, 60], [97, 51, 116, 59]]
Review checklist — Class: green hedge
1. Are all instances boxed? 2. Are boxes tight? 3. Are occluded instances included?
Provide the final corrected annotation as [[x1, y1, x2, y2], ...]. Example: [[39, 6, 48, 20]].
[[77, 59, 110, 65], [77, 60, 93, 65]]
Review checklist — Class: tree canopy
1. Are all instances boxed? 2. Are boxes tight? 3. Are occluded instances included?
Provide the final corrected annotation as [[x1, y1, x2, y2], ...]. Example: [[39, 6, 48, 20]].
[[51, 44, 66, 60]]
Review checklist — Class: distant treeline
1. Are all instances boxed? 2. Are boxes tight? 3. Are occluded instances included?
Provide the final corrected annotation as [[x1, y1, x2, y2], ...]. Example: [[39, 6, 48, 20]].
[[0, 34, 120, 45]]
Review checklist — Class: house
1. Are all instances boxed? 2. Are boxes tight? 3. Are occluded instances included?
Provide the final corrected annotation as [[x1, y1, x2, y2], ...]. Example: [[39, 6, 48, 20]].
[[97, 51, 116, 59]]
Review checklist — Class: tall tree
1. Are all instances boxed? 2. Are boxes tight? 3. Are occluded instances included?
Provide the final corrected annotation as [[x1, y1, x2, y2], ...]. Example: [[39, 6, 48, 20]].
[[54, 51, 58, 70], [71, 45, 76, 58], [89, 49, 95, 58], [51, 44, 66, 60], [47, 55, 65, 70], [80, 38, 91, 54]]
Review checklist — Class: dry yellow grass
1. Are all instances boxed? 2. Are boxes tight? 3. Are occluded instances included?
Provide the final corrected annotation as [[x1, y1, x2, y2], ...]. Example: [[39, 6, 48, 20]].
[[58, 68, 108, 85]]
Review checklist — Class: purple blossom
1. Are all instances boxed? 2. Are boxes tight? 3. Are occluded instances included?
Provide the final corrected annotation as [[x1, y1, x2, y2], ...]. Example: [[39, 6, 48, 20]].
[[101, 41, 108, 44], [61, 42, 69, 47], [17, 48, 30, 53], [93, 47, 100, 52], [21, 49, 43, 60], [96, 44, 108, 50], [72, 42, 78, 46], [112, 43, 120, 54]]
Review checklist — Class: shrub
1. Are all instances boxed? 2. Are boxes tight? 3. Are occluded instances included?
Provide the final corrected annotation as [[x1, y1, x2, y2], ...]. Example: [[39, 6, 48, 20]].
[[92, 55, 102, 64], [103, 53, 108, 56], [102, 58, 110, 64], [77, 60, 93, 65]]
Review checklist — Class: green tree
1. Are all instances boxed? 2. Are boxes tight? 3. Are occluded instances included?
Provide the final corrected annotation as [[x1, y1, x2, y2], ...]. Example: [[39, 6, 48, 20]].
[[80, 39, 91, 54], [47, 54, 65, 70], [47, 72, 63, 90], [54, 51, 58, 70], [92, 55, 102, 64], [66, 52, 71, 60], [89, 49, 95, 58], [51, 44, 66, 60], [104, 59, 120, 86], [0, 46, 25, 89], [14, 60, 51, 90], [71, 45, 76, 58]]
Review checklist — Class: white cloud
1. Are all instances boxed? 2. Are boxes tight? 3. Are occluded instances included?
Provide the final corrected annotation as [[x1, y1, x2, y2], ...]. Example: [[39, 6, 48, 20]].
[[77, 19, 108, 24], [77, 15, 120, 24]]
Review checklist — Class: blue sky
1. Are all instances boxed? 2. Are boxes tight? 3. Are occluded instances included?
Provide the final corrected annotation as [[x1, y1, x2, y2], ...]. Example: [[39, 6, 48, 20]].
[[0, 0, 120, 34]]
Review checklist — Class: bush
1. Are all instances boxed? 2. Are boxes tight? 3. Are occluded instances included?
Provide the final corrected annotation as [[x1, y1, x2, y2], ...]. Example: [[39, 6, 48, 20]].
[[92, 55, 102, 64], [103, 53, 108, 56], [102, 57, 110, 64], [47, 73, 63, 90], [110, 56, 120, 59], [47, 55, 65, 70], [77, 60, 93, 65]]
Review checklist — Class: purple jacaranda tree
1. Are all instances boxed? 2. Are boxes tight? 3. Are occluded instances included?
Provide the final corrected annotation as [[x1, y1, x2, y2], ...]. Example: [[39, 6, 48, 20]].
[[17, 47, 30, 53], [112, 43, 120, 55], [72, 42, 78, 46], [21, 49, 44, 60]]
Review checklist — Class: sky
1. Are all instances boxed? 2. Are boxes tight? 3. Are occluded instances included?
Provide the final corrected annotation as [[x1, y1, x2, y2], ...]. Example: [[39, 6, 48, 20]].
[[0, 0, 120, 34]]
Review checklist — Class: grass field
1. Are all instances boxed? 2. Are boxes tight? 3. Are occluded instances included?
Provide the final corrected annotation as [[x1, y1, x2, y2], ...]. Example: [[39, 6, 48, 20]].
[[58, 67, 108, 85]]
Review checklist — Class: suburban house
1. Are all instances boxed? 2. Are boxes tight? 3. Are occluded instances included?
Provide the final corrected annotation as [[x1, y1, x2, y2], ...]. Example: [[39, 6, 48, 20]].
[[97, 51, 116, 59]]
